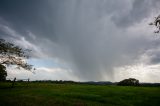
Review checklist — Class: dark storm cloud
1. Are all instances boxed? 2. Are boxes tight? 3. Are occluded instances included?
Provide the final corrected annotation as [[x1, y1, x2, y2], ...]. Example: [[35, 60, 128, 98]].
[[150, 56, 160, 64], [146, 48, 160, 65], [0, 0, 60, 41], [112, 0, 160, 27], [0, 0, 160, 81]]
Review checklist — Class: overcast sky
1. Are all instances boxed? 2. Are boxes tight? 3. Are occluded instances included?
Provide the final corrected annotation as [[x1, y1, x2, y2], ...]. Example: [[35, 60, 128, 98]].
[[0, 0, 160, 82]]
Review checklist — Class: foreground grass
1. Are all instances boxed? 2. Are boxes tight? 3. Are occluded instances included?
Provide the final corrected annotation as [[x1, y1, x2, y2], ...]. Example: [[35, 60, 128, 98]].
[[0, 82, 160, 106]]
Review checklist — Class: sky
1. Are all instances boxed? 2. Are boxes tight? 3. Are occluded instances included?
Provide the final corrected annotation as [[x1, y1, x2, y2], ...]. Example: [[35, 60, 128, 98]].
[[0, 0, 160, 82]]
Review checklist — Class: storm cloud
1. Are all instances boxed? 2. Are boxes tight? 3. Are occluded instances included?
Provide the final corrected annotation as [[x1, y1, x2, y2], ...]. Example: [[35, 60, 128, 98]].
[[0, 0, 160, 82]]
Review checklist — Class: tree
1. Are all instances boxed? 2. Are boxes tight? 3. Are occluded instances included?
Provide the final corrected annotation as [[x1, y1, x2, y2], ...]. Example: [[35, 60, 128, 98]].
[[0, 39, 34, 81], [0, 64, 7, 81], [149, 14, 160, 33], [117, 78, 139, 86]]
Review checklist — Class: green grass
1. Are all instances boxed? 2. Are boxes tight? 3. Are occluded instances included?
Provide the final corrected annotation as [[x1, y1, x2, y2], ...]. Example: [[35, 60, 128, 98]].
[[0, 82, 160, 106]]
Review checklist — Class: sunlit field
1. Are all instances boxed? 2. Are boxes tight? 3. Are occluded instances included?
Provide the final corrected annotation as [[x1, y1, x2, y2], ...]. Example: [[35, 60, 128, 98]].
[[0, 82, 160, 106]]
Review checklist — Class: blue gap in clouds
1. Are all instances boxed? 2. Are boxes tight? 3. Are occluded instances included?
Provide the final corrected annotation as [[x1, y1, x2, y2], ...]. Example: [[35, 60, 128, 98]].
[[27, 58, 60, 68]]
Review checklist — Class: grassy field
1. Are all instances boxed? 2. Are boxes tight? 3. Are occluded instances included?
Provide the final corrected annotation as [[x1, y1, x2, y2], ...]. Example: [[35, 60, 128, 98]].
[[0, 82, 160, 106]]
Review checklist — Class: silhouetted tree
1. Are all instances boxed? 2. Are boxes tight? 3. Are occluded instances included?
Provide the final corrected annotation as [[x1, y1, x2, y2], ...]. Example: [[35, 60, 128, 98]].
[[0, 64, 7, 81], [117, 78, 139, 86], [149, 14, 160, 33], [0, 39, 34, 80]]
